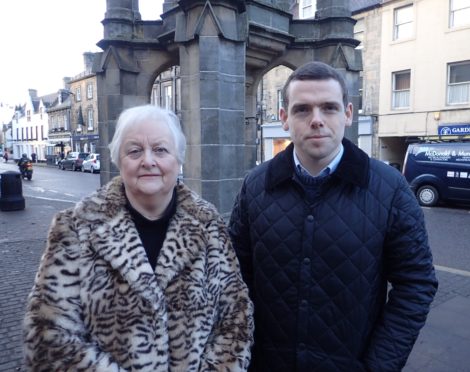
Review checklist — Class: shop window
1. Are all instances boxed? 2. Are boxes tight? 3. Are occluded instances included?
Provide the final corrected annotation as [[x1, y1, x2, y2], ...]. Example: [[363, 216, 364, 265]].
[[273, 139, 291, 157]]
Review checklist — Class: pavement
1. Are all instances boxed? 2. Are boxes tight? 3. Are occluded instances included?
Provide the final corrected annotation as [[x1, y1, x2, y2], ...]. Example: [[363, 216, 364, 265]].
[[1, 170, 470, 371]]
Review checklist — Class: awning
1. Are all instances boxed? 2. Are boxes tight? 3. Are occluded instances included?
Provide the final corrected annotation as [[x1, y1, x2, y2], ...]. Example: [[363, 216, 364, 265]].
[[48, 138, 71, 144]]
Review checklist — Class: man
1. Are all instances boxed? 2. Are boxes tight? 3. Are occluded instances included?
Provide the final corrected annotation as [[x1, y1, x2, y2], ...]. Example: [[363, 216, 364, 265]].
[[17, 153, 31, 169], [229, 62, 437, 371]]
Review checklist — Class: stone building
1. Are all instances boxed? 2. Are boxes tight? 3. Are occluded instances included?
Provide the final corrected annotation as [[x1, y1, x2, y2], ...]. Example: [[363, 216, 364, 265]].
[[68, 52, 99, 154], [46, 88, 74, 164], [353, 0, 470, 168], [94, 0, 361, 215]]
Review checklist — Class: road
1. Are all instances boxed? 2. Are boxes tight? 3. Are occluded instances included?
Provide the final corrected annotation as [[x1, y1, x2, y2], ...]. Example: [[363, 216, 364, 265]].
[[422, 204, 470, 273], [0, 161, 100, 203]]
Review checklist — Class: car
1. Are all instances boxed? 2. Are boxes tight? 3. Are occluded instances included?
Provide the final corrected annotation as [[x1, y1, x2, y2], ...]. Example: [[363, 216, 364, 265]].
[[82, 153, 100, 173], [59, 152, 89, 171], [403, 142, 470, 206]]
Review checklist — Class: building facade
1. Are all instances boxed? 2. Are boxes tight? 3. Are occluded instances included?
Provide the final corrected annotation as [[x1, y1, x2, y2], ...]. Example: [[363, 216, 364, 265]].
[[68, 53, 99, 154], [354, 0, 470, 168], [11, 89, 54, 161], [46, 89, 73, 164]]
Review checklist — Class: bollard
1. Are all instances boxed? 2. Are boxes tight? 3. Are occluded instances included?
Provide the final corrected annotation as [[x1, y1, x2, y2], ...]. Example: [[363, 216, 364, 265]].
[[0, 171, 25, 211]]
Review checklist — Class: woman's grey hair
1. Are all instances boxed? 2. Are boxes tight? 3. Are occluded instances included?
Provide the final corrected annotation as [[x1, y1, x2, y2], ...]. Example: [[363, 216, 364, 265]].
[[108, 104, 186, 169]]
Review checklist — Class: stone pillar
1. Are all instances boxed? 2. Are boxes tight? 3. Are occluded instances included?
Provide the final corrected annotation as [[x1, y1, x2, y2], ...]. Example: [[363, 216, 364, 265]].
[[314, 0, 361, 143], [177, 1, 246, 216], [103, 0, 141, 39], [97, 0, 154, 184]]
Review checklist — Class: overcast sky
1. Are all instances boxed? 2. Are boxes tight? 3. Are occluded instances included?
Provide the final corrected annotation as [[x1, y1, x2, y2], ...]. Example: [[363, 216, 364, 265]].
[[0, 0, 163, 106]]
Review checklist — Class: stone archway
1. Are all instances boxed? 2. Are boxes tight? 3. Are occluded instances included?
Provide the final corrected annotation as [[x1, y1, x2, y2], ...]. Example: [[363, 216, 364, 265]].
[[95, 0, 361, 215]]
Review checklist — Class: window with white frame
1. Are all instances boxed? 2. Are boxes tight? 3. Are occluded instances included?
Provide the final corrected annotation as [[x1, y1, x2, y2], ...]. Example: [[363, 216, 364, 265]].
[[354, 18, 365, 49], [393, 5, 413, 40], [450, 0, 470, 28], [163, 85, 172, 110], [151, 86, 158, 105], [76, 87, 82, 102], [447, 61, 470, 104], [277, 90, 283, 120], [392, 70, 411, 109], [87, 108, 94, 130], [300, 0, 316, 19], [87, 83, 93, 99]]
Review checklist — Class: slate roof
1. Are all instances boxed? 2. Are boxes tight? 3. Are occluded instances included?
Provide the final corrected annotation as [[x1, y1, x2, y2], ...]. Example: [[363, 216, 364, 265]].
[[350, 0, 381, 13]]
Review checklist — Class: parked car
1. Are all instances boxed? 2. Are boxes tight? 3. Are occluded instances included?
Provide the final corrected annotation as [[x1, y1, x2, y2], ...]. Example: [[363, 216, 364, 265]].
[[403, 142, 470, 206], [59, 152, 89, 171], [82, 153, 100, 173]]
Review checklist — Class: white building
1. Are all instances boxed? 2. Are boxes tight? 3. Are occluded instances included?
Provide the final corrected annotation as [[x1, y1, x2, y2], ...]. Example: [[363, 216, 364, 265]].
[[11, 89, 55, 161]]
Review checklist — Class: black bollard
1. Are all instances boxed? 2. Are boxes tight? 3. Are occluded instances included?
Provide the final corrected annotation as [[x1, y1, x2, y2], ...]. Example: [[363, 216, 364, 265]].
[[0, 171, 25, 211]]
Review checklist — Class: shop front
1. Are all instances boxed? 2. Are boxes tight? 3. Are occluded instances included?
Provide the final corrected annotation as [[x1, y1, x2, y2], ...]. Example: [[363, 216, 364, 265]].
[[71, 134, 99, 154], [47, 136, 71, 165]]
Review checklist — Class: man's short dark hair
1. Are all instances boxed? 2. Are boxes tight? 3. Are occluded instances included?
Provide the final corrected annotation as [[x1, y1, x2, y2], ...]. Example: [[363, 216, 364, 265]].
[[282, 61, 349, 110]]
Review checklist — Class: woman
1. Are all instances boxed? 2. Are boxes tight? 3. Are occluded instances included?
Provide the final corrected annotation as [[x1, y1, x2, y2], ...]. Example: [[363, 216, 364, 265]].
[[23, 105, 254, 371]]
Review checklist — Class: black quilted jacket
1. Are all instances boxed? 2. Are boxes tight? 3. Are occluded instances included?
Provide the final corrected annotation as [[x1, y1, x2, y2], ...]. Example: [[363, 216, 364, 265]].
[[229, 139, 438, 372]]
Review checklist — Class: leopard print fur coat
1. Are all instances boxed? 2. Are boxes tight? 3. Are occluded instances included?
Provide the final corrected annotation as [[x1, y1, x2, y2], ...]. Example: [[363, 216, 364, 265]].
[[23, 176, 254, 371]]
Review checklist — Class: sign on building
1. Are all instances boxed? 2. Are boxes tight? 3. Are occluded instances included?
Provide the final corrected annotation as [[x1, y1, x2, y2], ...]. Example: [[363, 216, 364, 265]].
[[438, 123, 470, 136]]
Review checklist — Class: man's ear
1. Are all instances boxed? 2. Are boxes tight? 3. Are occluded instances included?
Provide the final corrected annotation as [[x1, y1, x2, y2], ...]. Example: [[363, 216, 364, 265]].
[[280, 107, 289, 131], [345, 103, 353, 127]]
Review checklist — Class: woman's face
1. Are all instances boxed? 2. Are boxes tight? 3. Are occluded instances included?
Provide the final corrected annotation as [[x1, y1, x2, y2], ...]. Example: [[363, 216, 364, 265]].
[[119, 119, 180, 204]]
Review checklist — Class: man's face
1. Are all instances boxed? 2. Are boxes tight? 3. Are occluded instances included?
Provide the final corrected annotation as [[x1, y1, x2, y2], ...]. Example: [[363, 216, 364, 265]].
[[280, 78, 353, 175]]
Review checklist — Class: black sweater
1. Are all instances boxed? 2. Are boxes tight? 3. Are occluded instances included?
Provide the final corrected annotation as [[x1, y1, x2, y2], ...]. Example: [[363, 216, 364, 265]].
[[126, 189, 177, 270]]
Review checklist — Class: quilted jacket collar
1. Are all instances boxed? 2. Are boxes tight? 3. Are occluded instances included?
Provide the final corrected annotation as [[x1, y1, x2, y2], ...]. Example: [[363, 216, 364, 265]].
[[266, 138, 369, 191]]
